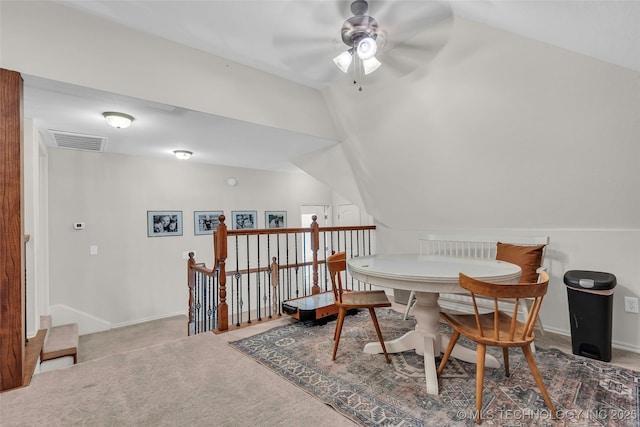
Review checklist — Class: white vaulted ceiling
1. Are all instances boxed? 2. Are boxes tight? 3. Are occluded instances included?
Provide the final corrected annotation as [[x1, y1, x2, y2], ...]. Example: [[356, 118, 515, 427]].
[[16, 1, 640, 171]]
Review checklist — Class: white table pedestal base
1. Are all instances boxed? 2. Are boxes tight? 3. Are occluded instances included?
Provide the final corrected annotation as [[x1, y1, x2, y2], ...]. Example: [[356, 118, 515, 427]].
[[363, 291, 499, 395]]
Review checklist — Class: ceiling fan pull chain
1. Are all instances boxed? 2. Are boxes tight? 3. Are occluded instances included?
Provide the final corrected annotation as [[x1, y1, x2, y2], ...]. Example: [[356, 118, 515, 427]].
[[353, 55, 359, 86], [352, 55, 364, 91]]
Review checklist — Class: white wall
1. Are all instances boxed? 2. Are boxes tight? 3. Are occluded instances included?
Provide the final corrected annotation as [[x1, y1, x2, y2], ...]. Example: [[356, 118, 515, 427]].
[[317, 18, 640, 352], [47, 149, 332, 334]]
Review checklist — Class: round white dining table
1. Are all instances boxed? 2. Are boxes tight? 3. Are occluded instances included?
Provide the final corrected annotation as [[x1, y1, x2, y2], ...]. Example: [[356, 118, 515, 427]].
[[347, 253, 522, 395]]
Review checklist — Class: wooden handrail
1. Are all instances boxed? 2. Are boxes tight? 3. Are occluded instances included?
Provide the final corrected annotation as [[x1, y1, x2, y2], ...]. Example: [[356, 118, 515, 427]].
[[188, 214, 376, 333]]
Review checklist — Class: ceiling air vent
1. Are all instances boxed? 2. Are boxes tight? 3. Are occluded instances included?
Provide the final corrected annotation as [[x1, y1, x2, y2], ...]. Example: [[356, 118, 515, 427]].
[[49, 130, 107, 152]]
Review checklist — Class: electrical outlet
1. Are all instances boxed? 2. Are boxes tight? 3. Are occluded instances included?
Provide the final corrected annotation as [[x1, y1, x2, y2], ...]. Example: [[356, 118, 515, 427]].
[[624, 296, 639, 313]]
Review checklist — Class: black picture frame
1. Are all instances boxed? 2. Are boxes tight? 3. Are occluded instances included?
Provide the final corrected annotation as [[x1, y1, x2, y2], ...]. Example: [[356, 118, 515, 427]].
[[148, 211, 183, 237], [231, 210, 257, 230], [265, 211, 287, 229], [194, 211, 223, 235]]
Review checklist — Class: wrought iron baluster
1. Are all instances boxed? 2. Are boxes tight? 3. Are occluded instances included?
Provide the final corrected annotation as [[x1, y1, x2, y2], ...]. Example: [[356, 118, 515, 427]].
[[234, 272, 242, 326], [276, 235, 282, 314], [266, 235, 272, 319], [202, 270, 208, 331], [246, 234, 251, 324], [211, 274, 216, 330], [294, 233, 300, 298], [302, 231, 308, 295], [322, 231, 329, 292], [196, 272, 202, 334], [255, 234, 261, 322]]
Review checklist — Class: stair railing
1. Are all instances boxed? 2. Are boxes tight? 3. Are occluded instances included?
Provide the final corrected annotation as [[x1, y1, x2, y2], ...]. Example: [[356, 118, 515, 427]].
[[187, 215, 376, 334]]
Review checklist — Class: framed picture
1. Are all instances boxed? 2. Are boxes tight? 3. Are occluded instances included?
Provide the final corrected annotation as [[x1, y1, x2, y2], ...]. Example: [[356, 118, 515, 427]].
[[265, 211, 287, 229], [194, 211, 223, 235], [231, 210, 257, 230], [148, 211, 183, 237]]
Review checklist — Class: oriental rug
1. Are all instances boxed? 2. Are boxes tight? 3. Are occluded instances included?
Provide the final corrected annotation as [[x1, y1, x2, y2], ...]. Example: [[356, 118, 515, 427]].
[[230, 309, 639, 427]]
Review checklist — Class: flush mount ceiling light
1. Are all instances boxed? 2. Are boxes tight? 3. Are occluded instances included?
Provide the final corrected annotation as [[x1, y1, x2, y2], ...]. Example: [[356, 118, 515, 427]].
[[333, 0, 382, 88], [102, 112, 135, 129], [173, 150, 193, 160]]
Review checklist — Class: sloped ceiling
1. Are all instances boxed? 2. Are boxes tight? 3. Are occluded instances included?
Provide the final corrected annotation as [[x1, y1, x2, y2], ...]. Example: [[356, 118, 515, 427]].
[[14, 1, 640, 172], [57, 0, 640, 86]]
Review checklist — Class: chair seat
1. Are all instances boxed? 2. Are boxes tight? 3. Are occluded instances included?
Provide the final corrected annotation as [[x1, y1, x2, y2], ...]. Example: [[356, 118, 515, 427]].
[[340, 290, 391, 308], [441, 311, 533, 347]]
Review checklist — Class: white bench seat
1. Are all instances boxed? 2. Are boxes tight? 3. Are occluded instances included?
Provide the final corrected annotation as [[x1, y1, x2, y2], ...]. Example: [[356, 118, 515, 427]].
[[403, 234, 549, 345]]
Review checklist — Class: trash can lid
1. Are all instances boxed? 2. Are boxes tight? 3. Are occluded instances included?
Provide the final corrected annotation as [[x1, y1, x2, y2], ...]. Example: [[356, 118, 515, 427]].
[[563, 270, 616, 290]]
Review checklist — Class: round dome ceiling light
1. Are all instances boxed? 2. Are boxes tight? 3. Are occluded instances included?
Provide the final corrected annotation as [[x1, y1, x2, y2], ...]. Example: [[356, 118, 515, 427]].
[[103, 112, 135, 129], [173, 150, 193, 160]]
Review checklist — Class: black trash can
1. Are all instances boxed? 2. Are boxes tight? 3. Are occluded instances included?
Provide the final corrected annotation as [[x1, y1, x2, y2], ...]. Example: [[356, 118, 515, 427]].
[[563, 270, 616, 362]]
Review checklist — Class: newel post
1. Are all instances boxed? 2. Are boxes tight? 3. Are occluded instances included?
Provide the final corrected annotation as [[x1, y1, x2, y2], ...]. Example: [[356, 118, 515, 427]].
[[187, 253, 196, 336], [310, 215, 320, 294], [215, 215, 229, 331]]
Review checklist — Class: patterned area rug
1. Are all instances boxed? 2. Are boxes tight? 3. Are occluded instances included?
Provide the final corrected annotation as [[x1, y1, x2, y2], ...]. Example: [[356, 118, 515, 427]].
[[230, 309, 639, 426]]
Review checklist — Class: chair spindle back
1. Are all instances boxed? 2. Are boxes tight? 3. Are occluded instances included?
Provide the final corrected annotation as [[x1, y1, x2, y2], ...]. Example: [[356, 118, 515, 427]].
[[460, 271, 549, 345]]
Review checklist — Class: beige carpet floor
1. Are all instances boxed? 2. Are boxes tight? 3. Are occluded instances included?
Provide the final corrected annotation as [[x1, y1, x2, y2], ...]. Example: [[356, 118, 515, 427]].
[[1, 315, 356, 427], [2, 306, 637, 426]]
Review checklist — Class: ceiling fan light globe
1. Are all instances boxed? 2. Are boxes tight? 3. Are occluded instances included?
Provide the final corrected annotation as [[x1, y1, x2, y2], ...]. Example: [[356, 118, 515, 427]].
[[333, 51, 353, 73], [362, 56, 381, 75], [356, 37, 377, 60]]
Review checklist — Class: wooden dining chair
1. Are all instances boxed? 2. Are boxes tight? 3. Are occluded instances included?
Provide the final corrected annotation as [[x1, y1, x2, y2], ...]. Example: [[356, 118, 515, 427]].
[[437, 271, 556, 424], [327, 252, 392, 363]]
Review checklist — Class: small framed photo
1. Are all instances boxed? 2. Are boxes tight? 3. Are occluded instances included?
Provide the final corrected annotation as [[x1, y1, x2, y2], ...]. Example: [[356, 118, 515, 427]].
[[194, 211, 223, 235], [265, 211, 287, 229], [231, 210, 257, 230], [148, 211, 183, 237]]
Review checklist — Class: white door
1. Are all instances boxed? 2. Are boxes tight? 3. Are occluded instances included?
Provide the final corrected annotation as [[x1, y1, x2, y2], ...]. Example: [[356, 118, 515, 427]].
[[338, 204, 361, 226]]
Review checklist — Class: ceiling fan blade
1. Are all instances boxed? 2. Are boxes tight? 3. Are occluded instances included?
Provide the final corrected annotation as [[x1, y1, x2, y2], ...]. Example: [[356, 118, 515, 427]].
[[373, 16, 453, 81], [272, 0, 348, 75], [374, 1, 453, 41]]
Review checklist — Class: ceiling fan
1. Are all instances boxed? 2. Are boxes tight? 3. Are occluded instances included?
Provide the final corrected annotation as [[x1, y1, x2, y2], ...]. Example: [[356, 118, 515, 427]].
[[333, 0, 384, 75], [272, 0, 453, 89]]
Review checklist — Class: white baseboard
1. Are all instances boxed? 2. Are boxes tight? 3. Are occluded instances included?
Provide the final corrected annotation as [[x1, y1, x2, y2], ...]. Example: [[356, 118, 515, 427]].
[[48, 305, 188, 335], [111, 311, 187, 329], [437, 300, 640, 355], [49, 304, 111, 335]]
